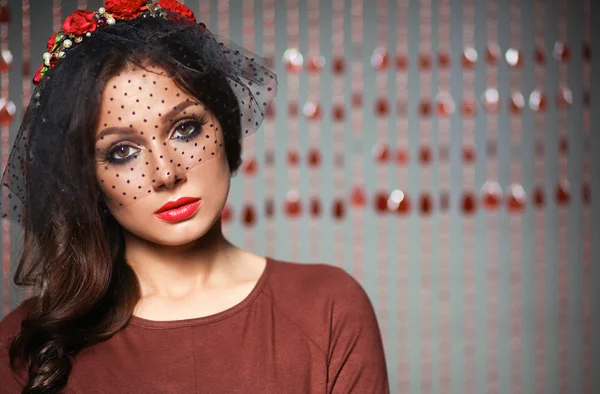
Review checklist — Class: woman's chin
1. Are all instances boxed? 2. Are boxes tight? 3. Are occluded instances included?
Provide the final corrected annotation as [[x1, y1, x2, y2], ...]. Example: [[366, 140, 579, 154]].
[[117, 214, 212, 247]]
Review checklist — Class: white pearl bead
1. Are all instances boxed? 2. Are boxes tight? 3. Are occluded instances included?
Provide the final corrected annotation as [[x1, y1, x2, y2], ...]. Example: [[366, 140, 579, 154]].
[[44, 58, 51, 67], [86, 32, 92, 37], [98, 7, 105, 14], [63, 39, 73, 48], [59, 51, 65, 58], [42, 52, 51, 60], [107, 17, 116, 25]]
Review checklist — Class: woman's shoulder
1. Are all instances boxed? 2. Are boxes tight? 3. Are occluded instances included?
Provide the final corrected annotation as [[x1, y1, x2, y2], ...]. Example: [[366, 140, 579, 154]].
[[268, 258, 370, 304]]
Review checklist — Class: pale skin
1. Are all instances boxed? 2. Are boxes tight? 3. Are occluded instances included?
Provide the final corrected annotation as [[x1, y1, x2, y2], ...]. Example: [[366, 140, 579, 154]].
[[95, 63, 266, 321]]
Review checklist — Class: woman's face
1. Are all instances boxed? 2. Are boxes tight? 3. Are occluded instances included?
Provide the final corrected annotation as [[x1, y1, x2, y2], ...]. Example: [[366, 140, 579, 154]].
[[95, 64, 231, 245]]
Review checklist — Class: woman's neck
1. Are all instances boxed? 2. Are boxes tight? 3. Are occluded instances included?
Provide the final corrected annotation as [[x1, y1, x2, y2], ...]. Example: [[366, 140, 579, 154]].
[[123, 217, 243, 299]]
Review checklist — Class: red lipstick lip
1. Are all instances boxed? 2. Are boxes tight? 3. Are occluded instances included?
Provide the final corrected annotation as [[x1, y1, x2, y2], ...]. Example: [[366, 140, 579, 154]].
[[155, 197, 201, 214]]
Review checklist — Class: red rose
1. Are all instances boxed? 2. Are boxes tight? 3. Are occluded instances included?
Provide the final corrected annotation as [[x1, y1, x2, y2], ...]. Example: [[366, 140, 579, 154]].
[[47, 33, 57, 52], [105, 0, 148, 19], [33, 64, 45, 85], [159, 0, 196, 22], [61, 10, 97, 35]]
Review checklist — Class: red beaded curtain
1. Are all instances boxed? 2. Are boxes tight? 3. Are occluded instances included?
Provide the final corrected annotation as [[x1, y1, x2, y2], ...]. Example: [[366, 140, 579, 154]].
[[0, 0, 598, 393]]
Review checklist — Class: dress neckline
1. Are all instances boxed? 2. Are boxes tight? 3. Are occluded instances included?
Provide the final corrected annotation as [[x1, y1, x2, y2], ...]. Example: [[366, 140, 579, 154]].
[[128, 256, 273, 329]]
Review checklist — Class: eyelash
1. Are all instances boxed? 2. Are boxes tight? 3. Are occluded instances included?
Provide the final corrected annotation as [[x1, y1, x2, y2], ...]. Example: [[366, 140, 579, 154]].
[[101, 115, 208, 165]]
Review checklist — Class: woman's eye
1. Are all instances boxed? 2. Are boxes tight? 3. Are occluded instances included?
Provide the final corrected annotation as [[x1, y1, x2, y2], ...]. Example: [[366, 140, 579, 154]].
[[111, 145, 137, 160], [171, 119, 205, 140], [173, 122, 195, 138]]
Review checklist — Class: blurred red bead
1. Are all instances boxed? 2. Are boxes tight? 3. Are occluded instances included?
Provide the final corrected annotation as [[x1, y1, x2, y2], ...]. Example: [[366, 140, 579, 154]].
[[529, 90, 548, 112], [373, 143, 390, 163], [505, 48, 524, 68], [332, 103, 345, 121], [0, 50, 12, 72], [462, 47, 478, 69], [303, 101, 322, 120], [242, 204, 256, 226], [555, 181, 570, 205], [265, 103, 275, 119], [482, 181, 502, 211], [463, 145, 476, 164], [509, 92, 525, 114], [506, 184, 526, 213], [553, 42, 570, 62], [396, 53, 409, 70], [350, 185, 367, 208], [332, 56, 346, 74], [287, 149, 300, 166], [418, 52, 431, 70], [307, 148, 321, 167], [583, 42, 591, 62], [332, 199, 345, 219], [265, 199, 275, 218], [306, 56, 325, 73], [436, 92, 455, 117], [482, 88, 500, 113], [375, 98, 389, 117], [391, 192, 411, 215], [387, 189, 407, 213], [285, 191, 302, 217], [288, 101, 298, 117], [283, 48, 303, 73], [0, 6, 9, 23], [583, 91, 590, 107], [22, 62, 30, 76], [486, 44, 501, 64], [438, 50, 451, 68], [309, 196, 322, 217], [352, 92, 362, 107], [242, 157, 258, 176], [419, 98, 432, 117], [461, 98, 477, 118], [0, 99, 15, 125], [559, 138, 569, 154], [371, 47, 390, 71], [532, 186, 545, 208], [461, 192, 477, 214], [398, 195, 411, 215], [419, 193, 433, 215], [374, 191, 389, 214], [395, 148, 410, 166], [556, 88, 573, 109], [221, 203, 233, 223], [534, 46, 546, 64], [582, 182, 590, 204], [419, 145, 432, 165]]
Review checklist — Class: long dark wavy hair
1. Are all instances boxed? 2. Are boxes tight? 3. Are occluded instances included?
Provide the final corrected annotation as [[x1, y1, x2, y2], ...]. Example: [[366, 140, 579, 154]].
[[6, 15, 244, 393]]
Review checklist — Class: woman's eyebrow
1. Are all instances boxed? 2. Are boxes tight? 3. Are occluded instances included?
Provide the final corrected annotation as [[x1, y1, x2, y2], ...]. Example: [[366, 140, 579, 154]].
[[161, 100, 201, 125], [96, 126, 135, 141], [96, 100, 201, 141]]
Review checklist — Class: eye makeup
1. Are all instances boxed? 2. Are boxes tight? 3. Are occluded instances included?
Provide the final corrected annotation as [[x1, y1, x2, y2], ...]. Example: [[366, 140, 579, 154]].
[[96, 114, 209, 165]]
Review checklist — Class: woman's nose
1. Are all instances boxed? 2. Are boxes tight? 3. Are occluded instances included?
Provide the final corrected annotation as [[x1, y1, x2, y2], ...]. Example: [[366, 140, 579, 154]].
[[149, 148, 187, 191]]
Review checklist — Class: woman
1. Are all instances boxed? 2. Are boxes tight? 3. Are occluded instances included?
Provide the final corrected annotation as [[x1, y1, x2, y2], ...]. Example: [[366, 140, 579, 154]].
[[0, 1, 389, 393]]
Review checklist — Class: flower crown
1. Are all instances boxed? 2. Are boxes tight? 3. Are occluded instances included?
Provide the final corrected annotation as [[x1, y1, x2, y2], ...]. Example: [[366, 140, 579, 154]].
[[33, 0, 199, 85]]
